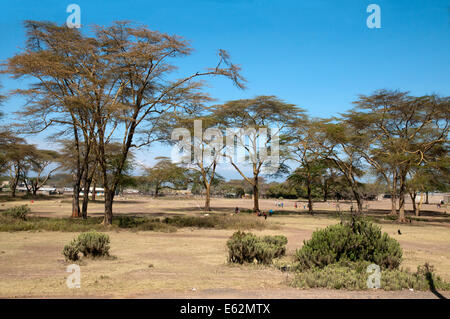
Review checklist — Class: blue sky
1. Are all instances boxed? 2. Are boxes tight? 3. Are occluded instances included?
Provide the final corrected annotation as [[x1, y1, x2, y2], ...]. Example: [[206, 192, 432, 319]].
[[1, 0, 449, 180]]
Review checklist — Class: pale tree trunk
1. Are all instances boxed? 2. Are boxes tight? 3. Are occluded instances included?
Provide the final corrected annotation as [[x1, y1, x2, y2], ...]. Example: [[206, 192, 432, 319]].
[[228, 161, 260, 212], [204, 184, 211, 211], [71, 125, 82, 218], [201, 162, 216, 212], [10, 166, 20, 198], [71, 167, 83, 218], [350, 184, 363, 215], [397, 173, 407, 223], [409, 191, 419, 216], [71, 183, 81, 218], [390, 196, 397, 215], [390, 174, 398, 215], [307, 178, 313, 214]]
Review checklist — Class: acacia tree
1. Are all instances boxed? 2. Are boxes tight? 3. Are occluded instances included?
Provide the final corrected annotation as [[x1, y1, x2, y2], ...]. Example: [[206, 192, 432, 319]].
[[59, 139, 97, 218], [343, 94, 406, 215], [3, 21, 99, 218], [288, 118, 330, 214], [213, 96, 300, 212], [318, 161, 345, 202], [144, 158, 189, 197], [21, 149, 61, 196], [0, 84, 5, 154], [350, 90, 449, 222], [4, 21, 244, 225], [188, 170, 225, 198], [0, 84, 23, 174], [170, 115, 225, 210], [287, 165, 321, 213], [5, 143, 36, 197], [318, 120, 366, 214], [83, 22, 244, 225], [406, 145, 449, 216]]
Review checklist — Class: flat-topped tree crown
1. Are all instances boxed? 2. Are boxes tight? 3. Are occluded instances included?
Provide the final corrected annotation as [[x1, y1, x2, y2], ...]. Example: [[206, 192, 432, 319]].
[[3, 20, 245, 224]]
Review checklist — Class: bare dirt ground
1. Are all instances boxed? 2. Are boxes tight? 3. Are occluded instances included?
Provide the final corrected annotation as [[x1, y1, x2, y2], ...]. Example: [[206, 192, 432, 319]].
[[0, 196, 449, 299]]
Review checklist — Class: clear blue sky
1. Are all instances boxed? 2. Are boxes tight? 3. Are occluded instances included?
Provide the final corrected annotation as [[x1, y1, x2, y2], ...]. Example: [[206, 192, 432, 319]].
[[1, 0, 449, 179]]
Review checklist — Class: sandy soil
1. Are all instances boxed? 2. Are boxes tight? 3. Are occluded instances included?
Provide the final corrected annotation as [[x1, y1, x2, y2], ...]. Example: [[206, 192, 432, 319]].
[[0, 196, 449, 299]]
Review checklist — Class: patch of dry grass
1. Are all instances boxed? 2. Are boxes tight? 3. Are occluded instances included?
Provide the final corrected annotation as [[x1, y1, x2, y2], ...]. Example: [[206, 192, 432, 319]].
[[0, 196, 448, 298]]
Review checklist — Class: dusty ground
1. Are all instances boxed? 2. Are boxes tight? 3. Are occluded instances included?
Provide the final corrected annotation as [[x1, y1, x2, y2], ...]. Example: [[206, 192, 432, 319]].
[[0, 196, 449, 299]]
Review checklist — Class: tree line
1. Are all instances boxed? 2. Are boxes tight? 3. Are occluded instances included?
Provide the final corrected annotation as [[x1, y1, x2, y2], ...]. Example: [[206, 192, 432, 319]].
[[0, 20, 448, 224]]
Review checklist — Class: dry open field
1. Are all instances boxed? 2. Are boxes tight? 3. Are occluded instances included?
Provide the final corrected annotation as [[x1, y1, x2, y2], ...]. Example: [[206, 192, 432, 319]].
[[0, 195, 449, 298]]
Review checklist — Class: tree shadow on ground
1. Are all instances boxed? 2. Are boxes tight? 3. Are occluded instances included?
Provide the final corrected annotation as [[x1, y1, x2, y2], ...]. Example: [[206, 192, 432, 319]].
[[426, 271, 446, 299]]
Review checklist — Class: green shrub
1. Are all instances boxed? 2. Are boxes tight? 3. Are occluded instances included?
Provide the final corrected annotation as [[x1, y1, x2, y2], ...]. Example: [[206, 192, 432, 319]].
[[76, 231, 110, 258], [117, 216, 141, 228], [62, 239, 80, 262], [295, 219, 402, 270], [291, 261, 450, 291], [226, 231, 288, 265], [62, 231, 110, 260], [2, 205, 30, 220], [0, 216, 116, 232]]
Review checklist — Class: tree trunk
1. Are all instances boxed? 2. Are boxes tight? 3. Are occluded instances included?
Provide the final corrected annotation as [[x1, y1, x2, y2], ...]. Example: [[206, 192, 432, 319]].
[[71, 183, 81, 218], [81, 173, 93, 219], [397, 173, 407, 223], [425, 191, 429, 204], [154, 184, 159, 198], [390, 195, 397, 215], [91, 181, 96, 201], [204, 184, 211, 211], [352, 188, 363, 214], [307, 179, 313, 214], [81, 187, 90, 219], [10, 167, 19, 198], [252, 183, 259, 212], [10, 177, 18, 198], [102, 190, 114, 225], [390, 175, 397, 215], [409, 192, 419, 216]]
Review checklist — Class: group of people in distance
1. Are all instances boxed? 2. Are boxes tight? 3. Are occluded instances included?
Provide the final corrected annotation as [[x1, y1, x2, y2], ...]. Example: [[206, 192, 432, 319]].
[[234, 206, 274, 220], [279, 200, 308, 210]]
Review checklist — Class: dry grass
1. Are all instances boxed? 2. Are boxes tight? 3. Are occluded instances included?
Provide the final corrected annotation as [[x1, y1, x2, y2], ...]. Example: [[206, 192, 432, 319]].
[[0, 195, 449, 298]]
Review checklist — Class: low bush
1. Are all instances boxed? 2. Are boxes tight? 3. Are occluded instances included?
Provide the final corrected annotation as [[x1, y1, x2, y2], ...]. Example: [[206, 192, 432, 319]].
[[77, 231, 110, 258], [291, 261, 450, 291], [295, 218, 402, 270], [0, 216, 114, 232], [62, 231, 110, 261], [63, 239, 80, 262], [2, 205, 30, 220], [227, 231, 287, 265]]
